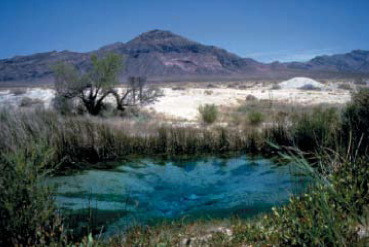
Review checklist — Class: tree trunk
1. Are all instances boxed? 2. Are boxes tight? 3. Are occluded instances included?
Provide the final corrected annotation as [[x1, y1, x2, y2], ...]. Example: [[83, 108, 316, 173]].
[[84, 100, 103, 116]]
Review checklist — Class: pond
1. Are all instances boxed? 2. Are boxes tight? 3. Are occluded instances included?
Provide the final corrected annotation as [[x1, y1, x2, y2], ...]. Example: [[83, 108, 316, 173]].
[[46, 155, 310, 236]]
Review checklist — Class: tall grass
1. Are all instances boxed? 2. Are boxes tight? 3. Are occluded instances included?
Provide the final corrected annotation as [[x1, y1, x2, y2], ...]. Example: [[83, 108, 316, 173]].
[[0, 108, 269, 171], [292, 106, 340, 153], [0, 102, 346, 172], [341, 88, 369, 156]]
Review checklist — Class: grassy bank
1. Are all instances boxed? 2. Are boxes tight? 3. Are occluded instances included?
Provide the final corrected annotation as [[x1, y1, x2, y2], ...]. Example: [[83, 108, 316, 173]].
[[0, 108, 262, 169], [0, 101, 343, 172]]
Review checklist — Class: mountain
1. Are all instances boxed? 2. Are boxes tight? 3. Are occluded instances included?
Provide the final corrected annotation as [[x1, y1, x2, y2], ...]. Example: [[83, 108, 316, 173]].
[[99, 30, 268, 78], [285, 50, 369, 73], [0, 29, 368, 85]]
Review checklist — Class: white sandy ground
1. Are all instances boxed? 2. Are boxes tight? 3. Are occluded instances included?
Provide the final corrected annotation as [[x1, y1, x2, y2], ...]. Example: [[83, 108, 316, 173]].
[[0, 86, 351, 121], [147, 87, 351, 120]]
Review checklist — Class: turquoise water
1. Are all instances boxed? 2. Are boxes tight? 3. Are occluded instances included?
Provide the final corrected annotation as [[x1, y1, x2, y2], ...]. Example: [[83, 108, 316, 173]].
[[47, 155, 309, 235]]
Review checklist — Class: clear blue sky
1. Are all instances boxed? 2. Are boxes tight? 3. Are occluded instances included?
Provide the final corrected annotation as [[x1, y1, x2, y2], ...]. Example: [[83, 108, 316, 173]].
[[0, 0, 368, 62]]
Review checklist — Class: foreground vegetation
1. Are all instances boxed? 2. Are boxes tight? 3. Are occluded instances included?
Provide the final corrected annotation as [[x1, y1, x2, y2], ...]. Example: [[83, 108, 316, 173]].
[[1, 88, 369, 246]]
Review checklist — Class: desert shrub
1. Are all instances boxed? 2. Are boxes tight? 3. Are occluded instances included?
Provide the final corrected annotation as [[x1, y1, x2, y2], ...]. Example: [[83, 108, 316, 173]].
[[52, 95, 78, 115], [172, 86, 185, 91], [338, 83, 352, 91], [198, 104, 219, 124], [120, 106, 152, 122], [19, 97, 44, 107], [354, 77, 366, 85], [204, 90, 213, 95], [206, 83, 218, 88], [247, 111, 264, 126], [226, 82, 239, 88], [238, 84, 251, 90], [245, 94, 257, 101], [10, 87, 27, 95], [341, 88, 369, 155], [293, 107, 339, 153]]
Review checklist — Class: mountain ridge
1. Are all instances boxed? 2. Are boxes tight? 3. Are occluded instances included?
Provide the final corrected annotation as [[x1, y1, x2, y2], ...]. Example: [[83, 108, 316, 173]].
[[0, 29, 368, 85]]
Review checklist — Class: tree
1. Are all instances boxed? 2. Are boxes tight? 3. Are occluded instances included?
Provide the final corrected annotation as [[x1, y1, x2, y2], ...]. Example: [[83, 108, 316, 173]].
[[53, 53, 162, 115], [112, 76, 163, 112], [53, 53, 123, 115]]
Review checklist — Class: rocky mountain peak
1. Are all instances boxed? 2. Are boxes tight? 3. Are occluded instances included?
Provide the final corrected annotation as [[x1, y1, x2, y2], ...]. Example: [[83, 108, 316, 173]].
[[127, 29, 196, 47]]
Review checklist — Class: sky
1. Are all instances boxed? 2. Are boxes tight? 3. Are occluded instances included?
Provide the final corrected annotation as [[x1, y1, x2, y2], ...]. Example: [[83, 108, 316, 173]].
[[0, 0, 368, 62]]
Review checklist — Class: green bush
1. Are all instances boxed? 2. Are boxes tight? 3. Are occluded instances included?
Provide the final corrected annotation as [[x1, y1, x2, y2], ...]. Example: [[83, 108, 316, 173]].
[[198, 104, 219, 124], [248, 111, 264, 126], [293, 107, 339, 153], [53, 95, 76, 115], [19, 97, 44, 108], [10, 88, 27, 96], [0, 146, 64, 246], [341, 88, 369, 155]]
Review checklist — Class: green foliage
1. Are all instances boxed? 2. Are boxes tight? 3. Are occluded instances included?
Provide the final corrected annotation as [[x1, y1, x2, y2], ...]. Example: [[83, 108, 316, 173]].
[[0, 145, 64, 246], [198, 104, 219, 124], [342, 88, 369, 155], [89, 53, 123, 89], [293, 107, 339, 153], [247, 111, 264, 126], [53, 53, 124, 115]]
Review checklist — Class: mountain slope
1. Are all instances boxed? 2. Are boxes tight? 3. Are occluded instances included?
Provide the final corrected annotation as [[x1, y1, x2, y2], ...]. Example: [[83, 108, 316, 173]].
[[111, 30, 267, 77], [285, 50, 369, 73], [0, 30, 368, 84]]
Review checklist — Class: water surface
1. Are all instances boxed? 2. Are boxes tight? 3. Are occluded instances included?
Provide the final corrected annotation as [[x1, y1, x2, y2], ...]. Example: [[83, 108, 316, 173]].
[[47, 155, 309, 234]]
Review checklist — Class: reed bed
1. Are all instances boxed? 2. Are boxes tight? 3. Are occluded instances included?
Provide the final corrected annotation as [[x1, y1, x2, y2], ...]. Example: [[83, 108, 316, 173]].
[[0, 108, 273, 170]]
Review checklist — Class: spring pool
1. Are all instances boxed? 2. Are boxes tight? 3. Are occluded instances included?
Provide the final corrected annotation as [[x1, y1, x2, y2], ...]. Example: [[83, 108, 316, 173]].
[[47, 155, 310, 235]]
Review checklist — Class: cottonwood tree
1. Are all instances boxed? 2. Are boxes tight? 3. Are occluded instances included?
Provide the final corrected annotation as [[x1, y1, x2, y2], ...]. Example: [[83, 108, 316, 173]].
[[53, 53, 162, 115], [54, 53, 123, 115]]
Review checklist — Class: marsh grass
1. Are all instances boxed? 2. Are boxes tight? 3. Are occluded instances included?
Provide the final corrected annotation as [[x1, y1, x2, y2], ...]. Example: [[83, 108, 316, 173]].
[[0, 101, 345, 173], [0, 108, 271, 172]]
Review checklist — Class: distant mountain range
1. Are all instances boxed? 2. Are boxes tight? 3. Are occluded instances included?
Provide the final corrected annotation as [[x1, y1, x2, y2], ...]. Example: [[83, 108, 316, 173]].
[[0, 29, 368, 85]]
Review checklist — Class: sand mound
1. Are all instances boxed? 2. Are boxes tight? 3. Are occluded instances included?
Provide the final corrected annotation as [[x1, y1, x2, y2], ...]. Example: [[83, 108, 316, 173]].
[[278, 77, 325, 90]]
